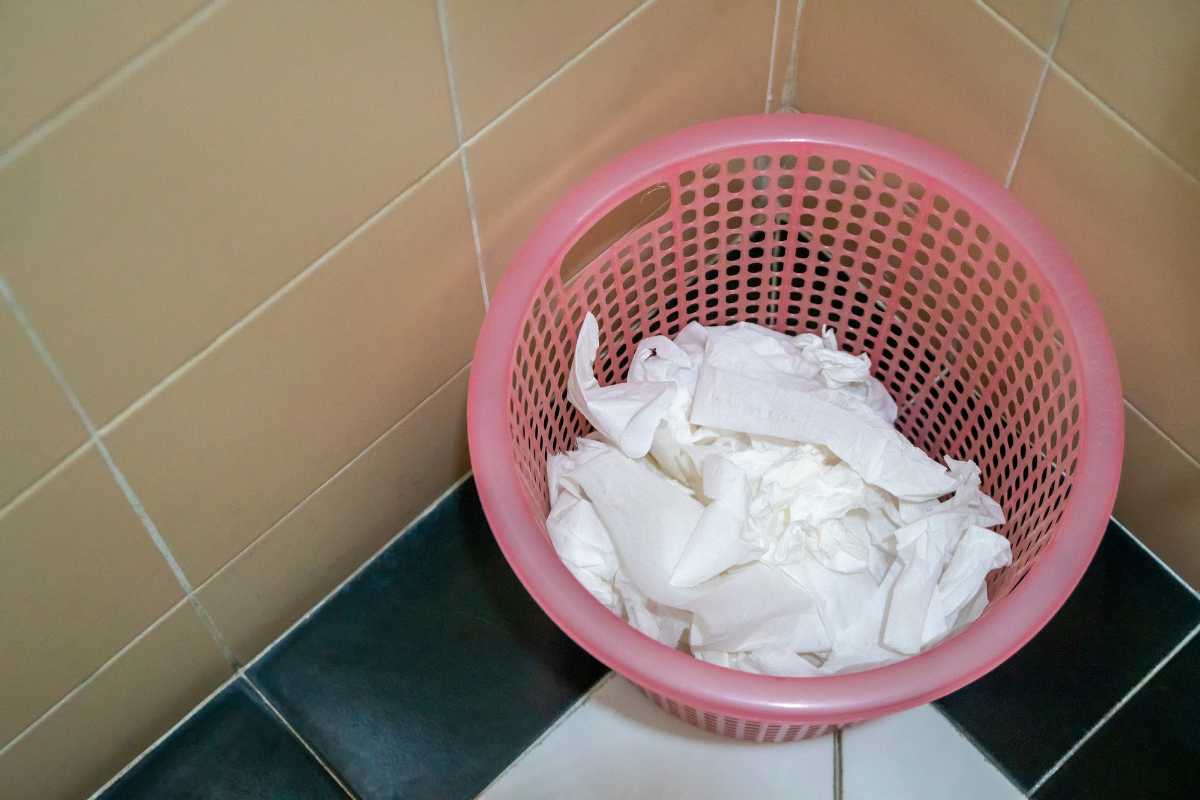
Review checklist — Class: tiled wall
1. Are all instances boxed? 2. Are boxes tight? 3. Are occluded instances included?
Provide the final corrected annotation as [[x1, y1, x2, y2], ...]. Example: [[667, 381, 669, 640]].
[[0, 1, 778, 796], [785, 0, 1200, 585], [0, 0, 1195, 797]]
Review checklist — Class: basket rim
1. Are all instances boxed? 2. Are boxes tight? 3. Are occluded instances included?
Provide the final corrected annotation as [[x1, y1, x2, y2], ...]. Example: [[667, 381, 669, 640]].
[[467, 113, 1124, 724]]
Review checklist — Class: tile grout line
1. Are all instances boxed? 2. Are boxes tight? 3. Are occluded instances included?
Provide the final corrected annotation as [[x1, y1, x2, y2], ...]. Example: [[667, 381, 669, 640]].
[[460, 0, 658, 149], [85, 670, 243, 800], [2, 366, 474, 762], [6, 0, 1197, 790], [93, 148, 461, 438], [1123, 398, 1200, 471], [0, 277, 237, 670], [241, 676, 359, 799], [473, 672, 619, 798], [1109, 516, 1200, 601], [6, 0, 664, 537], [832, 726, 843, 800], [5, 0, 1192, 748], [1002, 0, 1070, 189], [189, 363, 473, 602], [7, 0, 662, 498], [974, 0, 1047, 55], [0, 436, 92, 521], [763, 0, 783, 113], [239, 470, 475, 674], [978, 0, 1200, 190], [78, 470, 473, 799], [779, 0, 805, 110], [0, 0, 229, 171], [929, 703, 1028, 793], [54, 0, 657, 448], [458, 150, 490, 307], [1048, 60, 1200, 188], [0, 595, 195, 760], [1028, 620, 1200, 795], [435, 0, 491, 309]]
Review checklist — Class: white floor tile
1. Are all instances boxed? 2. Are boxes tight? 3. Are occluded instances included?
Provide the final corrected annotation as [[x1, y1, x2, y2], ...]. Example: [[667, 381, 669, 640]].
[[480, 673, 834, 800], [843, 705, 1023, 800]]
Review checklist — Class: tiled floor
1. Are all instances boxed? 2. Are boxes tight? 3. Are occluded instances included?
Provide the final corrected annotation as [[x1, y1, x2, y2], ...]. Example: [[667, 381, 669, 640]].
[[935, 523, 1200, 791], [100, 680, 346, 799], [95, 481, 1200, 799], [480, 673, 834, 800], [1032, 634, 1200, 799], [248, 482, 605, 799], [841, 706, 1021, 800]]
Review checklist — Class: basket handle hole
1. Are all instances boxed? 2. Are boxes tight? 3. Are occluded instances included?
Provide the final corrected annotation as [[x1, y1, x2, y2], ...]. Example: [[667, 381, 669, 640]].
[[559, 183, 671, 286]]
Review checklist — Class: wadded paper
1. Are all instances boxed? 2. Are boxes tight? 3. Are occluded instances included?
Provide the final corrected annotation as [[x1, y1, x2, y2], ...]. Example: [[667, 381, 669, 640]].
[[549, 313, 1010, 675]]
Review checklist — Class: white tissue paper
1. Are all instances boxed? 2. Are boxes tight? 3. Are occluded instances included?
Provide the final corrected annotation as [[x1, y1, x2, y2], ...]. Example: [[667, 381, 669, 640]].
[[547, 313, 1011, 676]]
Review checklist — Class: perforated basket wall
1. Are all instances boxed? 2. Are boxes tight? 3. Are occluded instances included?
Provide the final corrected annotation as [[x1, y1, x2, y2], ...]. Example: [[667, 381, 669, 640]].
[[512, 147, 1079, 589], [489, 128, 1106, 741], [639, 686, 836, 742]]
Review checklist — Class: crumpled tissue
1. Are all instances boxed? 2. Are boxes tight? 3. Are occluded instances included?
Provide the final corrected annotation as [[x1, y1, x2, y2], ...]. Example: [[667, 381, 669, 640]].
[[548, 313, 1011, 675]]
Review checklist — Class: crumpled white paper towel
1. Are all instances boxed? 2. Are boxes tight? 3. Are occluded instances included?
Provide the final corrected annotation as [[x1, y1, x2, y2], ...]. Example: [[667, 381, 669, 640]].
[[548, 313, 1011, 675]]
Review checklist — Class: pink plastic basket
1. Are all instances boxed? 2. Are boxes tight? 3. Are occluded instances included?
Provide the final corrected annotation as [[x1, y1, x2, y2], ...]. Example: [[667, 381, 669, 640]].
[[468, 114, 1123, 741]]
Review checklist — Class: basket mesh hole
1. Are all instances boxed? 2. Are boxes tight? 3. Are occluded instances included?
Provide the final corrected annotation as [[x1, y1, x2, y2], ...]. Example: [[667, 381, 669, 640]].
[[509, 144, 1082, 606]]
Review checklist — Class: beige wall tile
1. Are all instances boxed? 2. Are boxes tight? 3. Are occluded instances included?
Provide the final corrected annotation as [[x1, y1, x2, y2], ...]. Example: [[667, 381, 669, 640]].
[[106, 161, 481, 585], [793, 0, 1044, 181], [984, 0, 1066, 50], [0, 305, 86, 506], [0, 0, 456, 424], [0, 449, 184, 747], [1115, 403, 1200, 589], [0, 603, 231, 800], [199, 367, 471, 663], [470, 0, 775, 290], [1011, 67, 1200, 458], [1056, 0, 1200, 178], [447, 0, 640, 138], [0, 0, 205, 149]]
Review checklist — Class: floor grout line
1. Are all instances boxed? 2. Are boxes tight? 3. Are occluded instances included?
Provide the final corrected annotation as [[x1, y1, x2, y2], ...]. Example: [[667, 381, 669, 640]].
[[83, 670, 243, 800], [0, 0, 229, 171], [0, 277, 237, 669], [435, 0, 491, 310], [929, 703, 1028, 794], [1001, 0, 1069, 189], [0, 364, 473, 759], [4, 2, 1196, 795], [242, 675, 359, 799], [1028, 621, 1200, 795], [473, 672, 618, 798], [763, 0, 782, 113], [832, 726, 843, 800], [70, 469, 472, 799], [932, 513, 1199, 795]]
